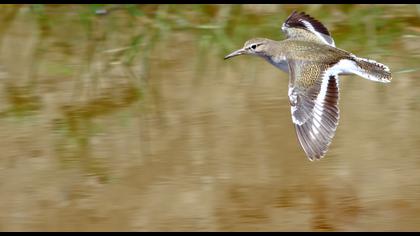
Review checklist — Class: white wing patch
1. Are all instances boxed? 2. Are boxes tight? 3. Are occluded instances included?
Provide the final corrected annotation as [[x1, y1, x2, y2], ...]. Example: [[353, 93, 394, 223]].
[[300, 19, 336, 47]]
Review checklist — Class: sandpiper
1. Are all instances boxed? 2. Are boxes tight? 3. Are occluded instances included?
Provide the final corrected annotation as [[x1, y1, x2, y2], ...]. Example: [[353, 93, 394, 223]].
[[224, 11, 392, 161]]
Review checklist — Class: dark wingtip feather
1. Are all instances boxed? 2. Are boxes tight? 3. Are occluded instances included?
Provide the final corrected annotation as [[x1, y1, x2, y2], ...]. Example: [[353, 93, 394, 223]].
[[285, 11, 331, 37]]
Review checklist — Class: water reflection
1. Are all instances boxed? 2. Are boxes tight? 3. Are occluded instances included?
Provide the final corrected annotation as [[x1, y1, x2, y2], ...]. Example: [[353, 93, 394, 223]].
[[0, 4, 419, 231]]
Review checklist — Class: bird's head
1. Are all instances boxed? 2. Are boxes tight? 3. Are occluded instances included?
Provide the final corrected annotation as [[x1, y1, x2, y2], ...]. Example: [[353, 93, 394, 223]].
[[224, 38, 271, 60]]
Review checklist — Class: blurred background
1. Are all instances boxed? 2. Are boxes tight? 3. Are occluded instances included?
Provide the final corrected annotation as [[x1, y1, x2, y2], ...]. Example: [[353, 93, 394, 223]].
[[0, 4, 419, 231]]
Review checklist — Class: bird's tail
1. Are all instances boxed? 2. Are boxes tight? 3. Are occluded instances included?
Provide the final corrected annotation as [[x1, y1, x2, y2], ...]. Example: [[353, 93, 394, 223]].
[[349, 56, 392, 83]]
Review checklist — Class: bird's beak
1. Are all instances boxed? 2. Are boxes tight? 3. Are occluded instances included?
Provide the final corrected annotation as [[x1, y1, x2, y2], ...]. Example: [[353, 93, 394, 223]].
[[224, 48, 246, 60]]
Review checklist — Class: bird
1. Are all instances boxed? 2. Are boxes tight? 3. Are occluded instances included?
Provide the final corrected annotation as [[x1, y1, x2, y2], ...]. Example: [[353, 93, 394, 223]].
[[224, 11, 392, 161]]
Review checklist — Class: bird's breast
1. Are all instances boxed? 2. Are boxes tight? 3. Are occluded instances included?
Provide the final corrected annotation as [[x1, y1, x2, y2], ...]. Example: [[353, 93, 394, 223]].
[[263, 55, 289, 73]]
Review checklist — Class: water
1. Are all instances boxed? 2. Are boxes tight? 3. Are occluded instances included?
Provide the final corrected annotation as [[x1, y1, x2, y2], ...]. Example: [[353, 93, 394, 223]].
[[0, 4, 419, 231]]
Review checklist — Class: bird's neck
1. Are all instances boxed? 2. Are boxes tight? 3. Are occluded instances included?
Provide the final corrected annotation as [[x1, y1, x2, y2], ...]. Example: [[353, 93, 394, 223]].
[[258, 41, 289, 72]]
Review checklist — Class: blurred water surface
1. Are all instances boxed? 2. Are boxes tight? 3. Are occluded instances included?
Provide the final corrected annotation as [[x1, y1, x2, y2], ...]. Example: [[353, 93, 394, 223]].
[[0, 4, 419, 231]]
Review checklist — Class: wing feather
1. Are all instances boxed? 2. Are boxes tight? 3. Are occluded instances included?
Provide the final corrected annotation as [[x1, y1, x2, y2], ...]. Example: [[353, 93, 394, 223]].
[[288, 60, 340, 160], [281, 11, 335, 47]]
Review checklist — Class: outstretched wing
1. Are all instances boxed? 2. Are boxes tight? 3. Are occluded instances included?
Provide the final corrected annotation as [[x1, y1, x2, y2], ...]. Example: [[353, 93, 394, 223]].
[[281, 11, 335, 47], [287, 59, 340, 160]]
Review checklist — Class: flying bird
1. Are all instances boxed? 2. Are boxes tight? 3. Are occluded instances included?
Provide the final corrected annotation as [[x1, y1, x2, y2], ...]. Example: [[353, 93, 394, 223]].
[[224, 11, 392, 161]]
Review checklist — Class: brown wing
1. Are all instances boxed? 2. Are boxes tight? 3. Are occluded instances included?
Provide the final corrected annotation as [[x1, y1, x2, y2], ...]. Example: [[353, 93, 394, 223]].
[[288, 59, 340, 160]]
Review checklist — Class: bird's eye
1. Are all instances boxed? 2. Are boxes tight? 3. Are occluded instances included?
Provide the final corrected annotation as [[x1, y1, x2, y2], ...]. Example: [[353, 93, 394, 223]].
[[251, 44, 257, 50]]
